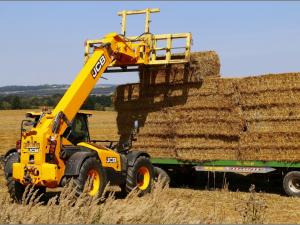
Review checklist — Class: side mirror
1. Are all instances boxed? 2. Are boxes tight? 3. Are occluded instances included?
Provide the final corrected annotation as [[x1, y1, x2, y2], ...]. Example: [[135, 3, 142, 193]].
[[134, 120, 139, 131], [117, 120, 140, 152], [133, 120, 139, 137]]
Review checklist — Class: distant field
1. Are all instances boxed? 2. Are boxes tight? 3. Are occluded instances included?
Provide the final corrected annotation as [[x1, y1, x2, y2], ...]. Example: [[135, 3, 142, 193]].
[[0, 84, 116, 96], [1, 110, 300, 224], [0, 110, 28, 154]]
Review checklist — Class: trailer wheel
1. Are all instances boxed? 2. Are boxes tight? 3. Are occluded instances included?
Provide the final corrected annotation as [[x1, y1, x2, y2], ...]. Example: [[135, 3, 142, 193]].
[[74, 157, 107, 198], [4, 151, 25, 203], [154, 167, 170, 187], [125, 156, 154, 196], [283, 171, 300, 197]]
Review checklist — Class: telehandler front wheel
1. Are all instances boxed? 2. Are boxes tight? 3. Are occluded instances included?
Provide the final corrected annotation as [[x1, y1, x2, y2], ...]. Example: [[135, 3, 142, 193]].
[[4, 151, 25, 203], [7, 177, 25, 203], [7, 178, 46, 204], [125, 156, 154, 196], [74, 157, 107, 198]]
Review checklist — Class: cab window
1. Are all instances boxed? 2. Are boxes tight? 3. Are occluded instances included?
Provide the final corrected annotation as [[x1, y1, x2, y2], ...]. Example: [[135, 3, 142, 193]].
[[64, 114, 89, 144]]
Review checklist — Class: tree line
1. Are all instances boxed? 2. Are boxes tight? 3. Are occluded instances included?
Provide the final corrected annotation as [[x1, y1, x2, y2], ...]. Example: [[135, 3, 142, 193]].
[[0, 94, 113, 111]]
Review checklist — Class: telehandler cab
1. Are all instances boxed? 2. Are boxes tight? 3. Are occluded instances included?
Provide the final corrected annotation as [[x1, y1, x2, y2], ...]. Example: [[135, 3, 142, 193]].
[[3, 8, 192, 202]]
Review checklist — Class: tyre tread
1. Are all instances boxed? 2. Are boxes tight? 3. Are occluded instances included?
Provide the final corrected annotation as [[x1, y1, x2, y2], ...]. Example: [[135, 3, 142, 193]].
[[125, 156, 153, 195]]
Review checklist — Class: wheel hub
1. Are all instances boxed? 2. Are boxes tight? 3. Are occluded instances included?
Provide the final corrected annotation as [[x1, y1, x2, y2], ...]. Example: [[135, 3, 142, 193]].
[[288, 178, 300, 193], [136, 166, 150, 191], [87, 169, 100, 196]]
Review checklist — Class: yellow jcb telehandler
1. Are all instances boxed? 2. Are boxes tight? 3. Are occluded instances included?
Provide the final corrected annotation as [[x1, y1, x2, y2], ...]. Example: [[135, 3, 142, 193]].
[[3, 8, 192, 202]]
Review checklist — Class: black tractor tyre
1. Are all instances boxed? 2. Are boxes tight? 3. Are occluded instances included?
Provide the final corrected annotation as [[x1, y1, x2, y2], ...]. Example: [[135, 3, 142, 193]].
[[4, 151, 26, 203], [154, 166, 170, 187], [7, 177, 25, 203], [74, 157, 107, 198], [283, 171, 300, 197], [4, 150, 18, 179], [125, 156, 154, 196], [118, 183, 128, 199]]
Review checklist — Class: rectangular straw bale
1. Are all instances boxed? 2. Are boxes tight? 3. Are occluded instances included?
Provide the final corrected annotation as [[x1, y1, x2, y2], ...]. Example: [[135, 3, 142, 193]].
[[243, 105, 300, 121], [246, 120, 300, 133], [238, 73, 300, 94], [114, 97, 187, 112], [114, 83, 202, 111], [238, 147, 300, 161], [240, 132, 300, 147], [139, 51, 221, 86], [133, 136, 177, 158], [114, 78, 237, 105], [115, 89, 238, 112], [136, 124, 175, 137], [186, 78, 237, 96], [133, 106, 243, 132], [134, 136, 175, 148], [176, 148, 239, 161], [176, 136, 239, 149], [176, 120, 243, 137], [115, 83, 191, 100], [133, 147, 177, 158], [169, 107, 242, 123], [190, 51, 221, 78], [239, 90, 300, 108], [181, 94, 237, 109], [114, 83, 140, 102]]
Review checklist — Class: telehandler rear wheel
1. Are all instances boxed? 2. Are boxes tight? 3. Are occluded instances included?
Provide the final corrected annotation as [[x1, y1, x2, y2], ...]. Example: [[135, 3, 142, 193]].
[[74, 157, 107, 198], [125, 156, 154, 196], [4, 151, 25, 203]]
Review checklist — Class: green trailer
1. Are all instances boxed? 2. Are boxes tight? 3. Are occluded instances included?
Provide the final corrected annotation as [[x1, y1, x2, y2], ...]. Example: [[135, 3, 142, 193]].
[[150, 158, 300, 197]]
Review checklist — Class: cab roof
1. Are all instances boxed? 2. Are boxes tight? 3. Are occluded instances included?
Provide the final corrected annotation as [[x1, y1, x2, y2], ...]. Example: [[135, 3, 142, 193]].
[[26, 111, 93, 118]]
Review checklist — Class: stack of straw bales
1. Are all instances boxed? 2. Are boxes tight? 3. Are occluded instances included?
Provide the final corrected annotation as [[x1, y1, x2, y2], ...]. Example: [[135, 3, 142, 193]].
[[114, 51, 300, 162], [238, 73, 300, 161]]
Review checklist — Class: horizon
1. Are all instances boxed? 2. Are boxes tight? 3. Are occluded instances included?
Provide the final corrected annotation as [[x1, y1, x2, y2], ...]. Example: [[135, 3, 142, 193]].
[[0, 83, 116, 88]]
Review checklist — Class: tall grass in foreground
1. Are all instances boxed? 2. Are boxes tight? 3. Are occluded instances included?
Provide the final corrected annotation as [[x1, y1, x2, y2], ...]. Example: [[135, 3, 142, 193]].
[[0, 180, 267, 224]]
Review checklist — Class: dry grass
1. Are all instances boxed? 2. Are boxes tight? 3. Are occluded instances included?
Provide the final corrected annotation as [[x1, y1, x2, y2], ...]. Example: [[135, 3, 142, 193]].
[[1, 178, 300, 224]]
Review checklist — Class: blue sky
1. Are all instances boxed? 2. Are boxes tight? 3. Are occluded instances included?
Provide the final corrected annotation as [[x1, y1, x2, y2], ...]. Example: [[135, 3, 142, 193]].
[[0, 1, 299, 86]]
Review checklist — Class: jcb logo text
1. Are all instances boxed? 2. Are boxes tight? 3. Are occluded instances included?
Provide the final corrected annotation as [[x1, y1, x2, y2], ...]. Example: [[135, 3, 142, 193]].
[[106, 157, 117, 163], [91, 55, 106, 78]]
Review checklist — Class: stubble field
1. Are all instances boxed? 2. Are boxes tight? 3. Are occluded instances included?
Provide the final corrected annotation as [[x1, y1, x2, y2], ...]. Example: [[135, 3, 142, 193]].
[[0, 110, 300, 224]]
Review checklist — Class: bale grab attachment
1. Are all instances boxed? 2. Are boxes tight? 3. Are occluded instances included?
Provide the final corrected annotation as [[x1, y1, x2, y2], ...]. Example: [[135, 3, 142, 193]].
[[84, 8, 192, 73]]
